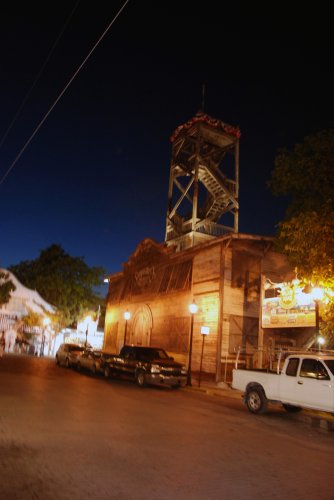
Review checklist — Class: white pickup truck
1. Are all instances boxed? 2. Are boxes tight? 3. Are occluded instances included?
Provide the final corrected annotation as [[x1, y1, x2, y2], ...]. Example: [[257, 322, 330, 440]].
[[232, 353, 334, 414]]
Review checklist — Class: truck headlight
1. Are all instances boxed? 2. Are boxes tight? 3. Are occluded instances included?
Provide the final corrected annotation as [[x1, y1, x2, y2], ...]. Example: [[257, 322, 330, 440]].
[[181, 366, 187, 374], [150, 364, 161, 374]]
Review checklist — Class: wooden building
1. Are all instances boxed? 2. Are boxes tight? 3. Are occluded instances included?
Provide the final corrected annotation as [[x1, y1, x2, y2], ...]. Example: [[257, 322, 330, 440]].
[[104, 234, 302, 382], [104, 111, 314, 382]]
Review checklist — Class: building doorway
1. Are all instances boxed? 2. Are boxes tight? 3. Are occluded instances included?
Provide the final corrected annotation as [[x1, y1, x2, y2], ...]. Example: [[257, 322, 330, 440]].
[[128, 305, 153, 346]]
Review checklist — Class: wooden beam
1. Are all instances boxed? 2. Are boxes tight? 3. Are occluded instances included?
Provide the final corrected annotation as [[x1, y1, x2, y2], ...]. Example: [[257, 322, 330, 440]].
[[169, 178, 194, 218]]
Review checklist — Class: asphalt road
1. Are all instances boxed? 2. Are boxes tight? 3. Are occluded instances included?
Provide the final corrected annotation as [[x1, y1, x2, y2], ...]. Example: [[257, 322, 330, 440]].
[[0, 355, 333, 500]]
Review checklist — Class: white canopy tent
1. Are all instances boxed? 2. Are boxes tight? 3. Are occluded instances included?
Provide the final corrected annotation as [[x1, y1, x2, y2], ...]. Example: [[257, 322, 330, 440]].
[[0, 268, 55, 331]]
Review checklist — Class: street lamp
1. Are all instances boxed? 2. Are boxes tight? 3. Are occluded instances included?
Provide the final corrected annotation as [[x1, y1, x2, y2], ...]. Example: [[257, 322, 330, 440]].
[[317, 336, 325, 351], [40, 317, 50, 357], [187, 302, 198, 386], [198, 326, 210, 387], [312, 287, 324, 348], [84, 315, 92, 350], [123, 310, 131, 345]]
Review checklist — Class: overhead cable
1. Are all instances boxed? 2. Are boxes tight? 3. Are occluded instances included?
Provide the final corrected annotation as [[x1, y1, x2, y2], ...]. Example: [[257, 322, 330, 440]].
[[0, 0, 81, 150], [0, 0, 130, 187]]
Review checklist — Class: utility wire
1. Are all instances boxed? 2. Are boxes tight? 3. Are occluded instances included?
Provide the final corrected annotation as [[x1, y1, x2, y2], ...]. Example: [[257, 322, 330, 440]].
[[0, 0, 81, 150], [0, 0, 130, 187]]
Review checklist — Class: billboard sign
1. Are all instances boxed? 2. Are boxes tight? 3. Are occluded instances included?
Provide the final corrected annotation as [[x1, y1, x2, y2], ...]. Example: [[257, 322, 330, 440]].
[[262, 283, 316, 328]]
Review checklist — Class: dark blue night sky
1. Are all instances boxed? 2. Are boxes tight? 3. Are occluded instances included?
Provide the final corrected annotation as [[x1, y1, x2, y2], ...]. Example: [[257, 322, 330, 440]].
[[1, 2, 332, 278]]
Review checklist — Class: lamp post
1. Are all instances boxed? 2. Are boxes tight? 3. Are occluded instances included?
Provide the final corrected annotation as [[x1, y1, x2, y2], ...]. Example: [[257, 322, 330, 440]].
[[40, 317, 50, 357], [198, 326, 210, 387], [312, 287, 324, 348], [318, 335, 325, 351], [84, 315, 92, 350], [123, 310, 131, 346], [187, 302, 198, 386], [312, 287, 324, 350]]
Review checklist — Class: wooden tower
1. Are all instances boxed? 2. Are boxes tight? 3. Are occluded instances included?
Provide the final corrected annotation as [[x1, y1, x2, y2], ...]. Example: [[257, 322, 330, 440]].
[[165, 110, 241, 250]]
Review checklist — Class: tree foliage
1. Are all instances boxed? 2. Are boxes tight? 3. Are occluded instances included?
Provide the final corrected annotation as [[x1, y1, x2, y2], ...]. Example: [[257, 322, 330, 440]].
[[21, 311, 43, 328], [270, 129, 334, 216], [0, 271, 16, 307], [9, 244, 106, 329], [270, 129, 334, 341]]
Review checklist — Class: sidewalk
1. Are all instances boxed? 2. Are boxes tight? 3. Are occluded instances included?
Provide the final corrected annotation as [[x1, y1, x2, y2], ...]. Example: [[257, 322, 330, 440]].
[[186, 379, 243, 400], [185, 379, 334, 433]]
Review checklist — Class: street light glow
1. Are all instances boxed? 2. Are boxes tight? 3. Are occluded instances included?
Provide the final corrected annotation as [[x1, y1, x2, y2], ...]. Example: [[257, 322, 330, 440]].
[[124, 311, 131, 321], [312, 287, 324, 301], [189, 303, 198, 314]]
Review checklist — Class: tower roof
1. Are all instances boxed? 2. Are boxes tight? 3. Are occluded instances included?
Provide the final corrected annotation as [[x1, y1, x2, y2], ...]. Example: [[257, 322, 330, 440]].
[[170, 110, 241, 143]]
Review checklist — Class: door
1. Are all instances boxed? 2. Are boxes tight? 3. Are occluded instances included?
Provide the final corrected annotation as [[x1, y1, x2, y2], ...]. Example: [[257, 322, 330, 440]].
[[279, 357, 300, 403], [295, 358, 334, 411], [129, 305, 152, 346]]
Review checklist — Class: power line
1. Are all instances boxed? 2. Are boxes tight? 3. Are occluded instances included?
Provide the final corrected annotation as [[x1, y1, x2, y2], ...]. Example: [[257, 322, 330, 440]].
[[0, 0, 81, 151], [0, 0, 130, 187]]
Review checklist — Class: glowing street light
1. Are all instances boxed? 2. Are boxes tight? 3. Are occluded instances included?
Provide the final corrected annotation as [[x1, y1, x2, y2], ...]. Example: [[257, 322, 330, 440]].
[[123, 310, 131, 345], [312, 287, 324, 348], [317, 336, 325, 350], [187, 301, 198, 386], [312, 287, 324, 302]]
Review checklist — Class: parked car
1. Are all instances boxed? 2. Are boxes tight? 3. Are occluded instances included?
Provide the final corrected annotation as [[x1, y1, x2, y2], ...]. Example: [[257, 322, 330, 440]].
[[76, 350, 105, 375], [102, 345, 187, 388], [55, 343, 85, 368]]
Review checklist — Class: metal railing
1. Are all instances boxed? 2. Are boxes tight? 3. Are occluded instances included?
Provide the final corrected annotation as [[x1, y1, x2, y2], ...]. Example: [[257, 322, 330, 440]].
[[234, 346, 334, 374]]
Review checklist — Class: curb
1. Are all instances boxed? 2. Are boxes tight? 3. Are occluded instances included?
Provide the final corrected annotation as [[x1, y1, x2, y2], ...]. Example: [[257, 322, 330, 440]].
[[293, 410, 334, 432], [185, 384, 243, 400]]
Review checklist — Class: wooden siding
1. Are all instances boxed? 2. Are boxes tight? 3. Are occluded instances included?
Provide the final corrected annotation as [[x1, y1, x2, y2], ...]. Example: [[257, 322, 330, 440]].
[[192, 292, 220, 374], [104, 236, 295, 380], [192, 246, 221, 283]]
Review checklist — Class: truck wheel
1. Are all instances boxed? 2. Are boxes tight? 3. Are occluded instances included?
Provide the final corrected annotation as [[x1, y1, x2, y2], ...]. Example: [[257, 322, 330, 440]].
[[104, 366, 110, 379], [246, 387, 267, 414], [282, 404, 302, 412], [136, 370, 147, 387]]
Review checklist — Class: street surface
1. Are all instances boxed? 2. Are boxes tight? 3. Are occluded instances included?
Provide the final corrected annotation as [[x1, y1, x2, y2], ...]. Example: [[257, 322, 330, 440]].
[[0, 355, 333, 500]]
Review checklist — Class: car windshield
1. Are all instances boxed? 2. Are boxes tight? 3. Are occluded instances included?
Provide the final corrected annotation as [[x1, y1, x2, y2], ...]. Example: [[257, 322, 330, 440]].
[[153, 349, 169, 360], [324, 360, 334, 376], [68, 345, 84, 352], [138, 348, 169, 361]]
